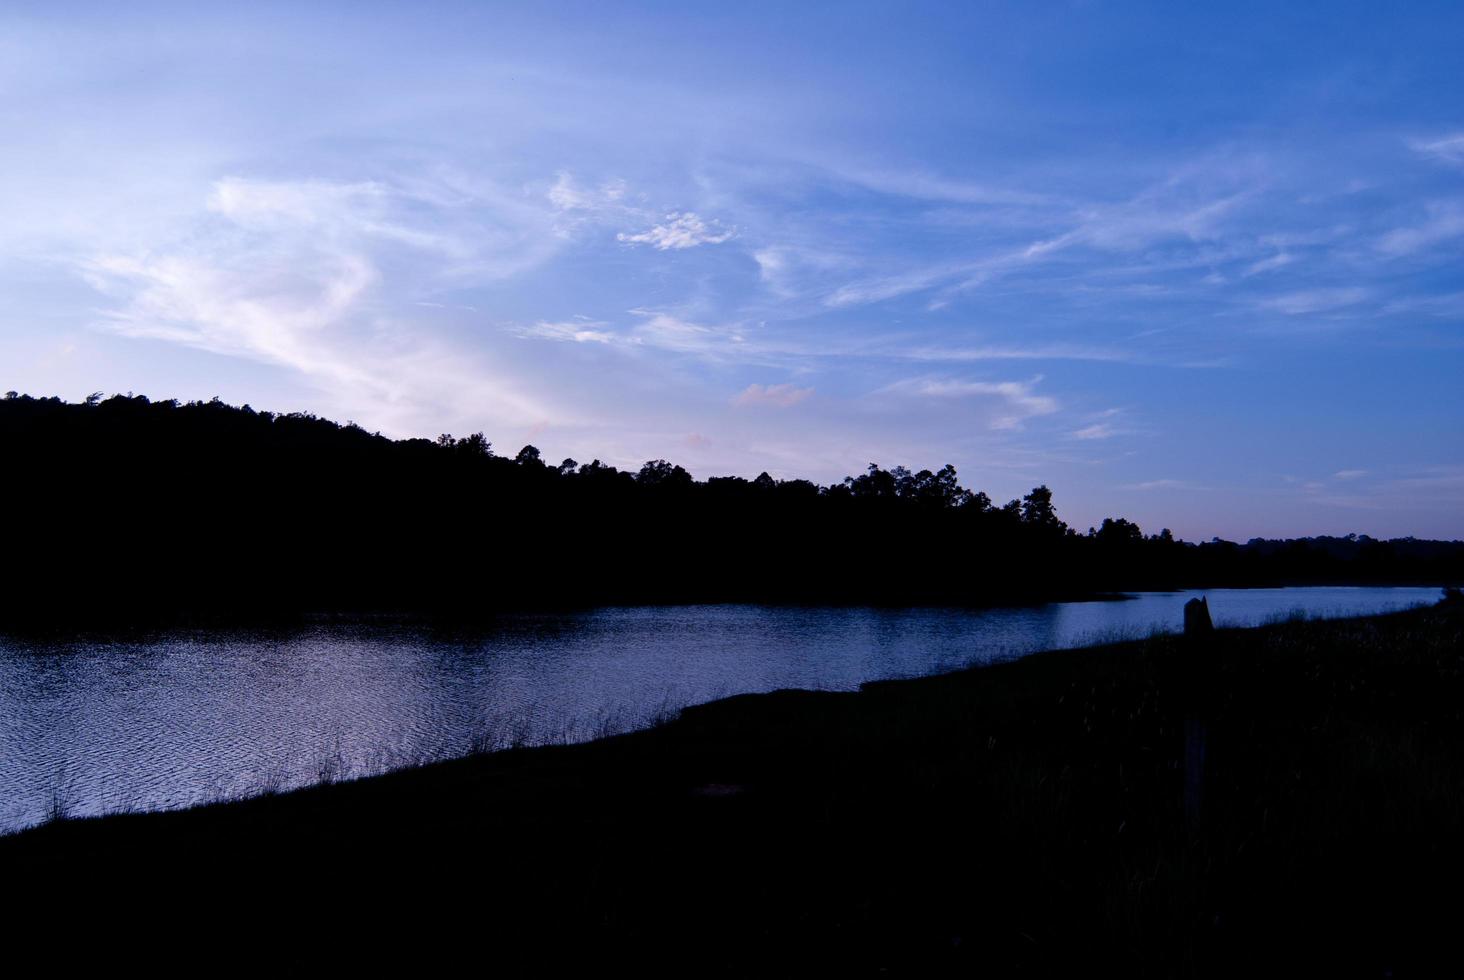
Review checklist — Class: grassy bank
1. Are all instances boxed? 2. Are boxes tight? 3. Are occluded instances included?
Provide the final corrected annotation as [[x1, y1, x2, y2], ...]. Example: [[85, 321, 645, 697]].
[[5, 601, 1463, 975]]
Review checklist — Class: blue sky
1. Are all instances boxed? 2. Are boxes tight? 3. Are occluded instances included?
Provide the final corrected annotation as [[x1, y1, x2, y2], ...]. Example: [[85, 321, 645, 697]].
[[2, 1, 1462, 539]]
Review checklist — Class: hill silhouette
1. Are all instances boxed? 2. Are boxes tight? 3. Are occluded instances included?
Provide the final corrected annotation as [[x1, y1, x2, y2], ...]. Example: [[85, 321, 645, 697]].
[[1, 391, 1459, 625]]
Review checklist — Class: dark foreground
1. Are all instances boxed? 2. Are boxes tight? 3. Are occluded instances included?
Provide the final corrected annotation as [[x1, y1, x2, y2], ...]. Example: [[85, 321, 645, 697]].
[[6, 602, 1464, 976]]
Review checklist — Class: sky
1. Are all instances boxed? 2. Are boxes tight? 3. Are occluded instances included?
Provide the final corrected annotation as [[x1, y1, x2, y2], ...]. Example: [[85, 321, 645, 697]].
[[2, 1, 1462, 540]]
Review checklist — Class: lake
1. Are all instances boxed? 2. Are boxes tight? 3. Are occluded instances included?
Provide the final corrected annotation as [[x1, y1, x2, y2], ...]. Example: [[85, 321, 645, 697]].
[[0, 586, 1442, 833]]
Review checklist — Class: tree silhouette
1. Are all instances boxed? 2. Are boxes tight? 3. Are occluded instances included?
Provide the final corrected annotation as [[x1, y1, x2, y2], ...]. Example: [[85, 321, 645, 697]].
[[637, 459, 693, 488], [459, 432, 492, 456], [0, 390, 1456, 626], [1021, 485, 1064, 532]]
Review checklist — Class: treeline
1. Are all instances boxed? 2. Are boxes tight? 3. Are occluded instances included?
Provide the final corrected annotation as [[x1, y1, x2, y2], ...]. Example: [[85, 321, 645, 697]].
[[1, 392, 1459, 624]]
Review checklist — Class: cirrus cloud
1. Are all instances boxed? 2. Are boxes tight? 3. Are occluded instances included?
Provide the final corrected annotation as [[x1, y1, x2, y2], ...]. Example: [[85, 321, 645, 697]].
[[81, 175, 565, 434], [733, 382, 814, 408], [883, 375, 1059, 430]]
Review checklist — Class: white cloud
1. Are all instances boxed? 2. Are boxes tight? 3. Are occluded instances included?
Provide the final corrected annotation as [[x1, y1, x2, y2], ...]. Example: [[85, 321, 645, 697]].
[[733, 382, 813, 408], [549, 173, 744, 257], [524, 320, 617, 344], [523, 307, 749, 360], [1334, 469, 1368, 481], [515, 307, 823, 369], [524, 312, 732, 353], [618, 212, 735, 250]]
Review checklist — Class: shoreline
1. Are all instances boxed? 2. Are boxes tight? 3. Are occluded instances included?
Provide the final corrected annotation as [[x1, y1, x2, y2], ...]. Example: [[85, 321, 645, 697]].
[[5, 600, 1463, 972], [1, 582, 1447, 638]]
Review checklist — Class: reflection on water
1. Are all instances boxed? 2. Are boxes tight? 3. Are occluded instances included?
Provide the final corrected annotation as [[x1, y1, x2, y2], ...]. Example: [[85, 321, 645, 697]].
[[0, 587, 1440, 833]]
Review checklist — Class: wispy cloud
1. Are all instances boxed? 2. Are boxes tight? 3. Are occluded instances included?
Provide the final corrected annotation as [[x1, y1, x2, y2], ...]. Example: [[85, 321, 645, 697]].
[[83, 176, 563, 433], [629, 310, 741, 354], [810, 163, 1055, 207], [1068, 407, 1133, 441], [1260, 287, 1371, 315], [1070, 186, 1256, 252], [1289, 466, 1464, 514], [899, 342, 1138, 364], [1412, 133, 1464, 167], [523, 319, 617, 344], [751, 244, 857, 301], [817, 161, 1265, 311], [525, 308, 767, 363], [884, 375, 1058, 430], [1382, 291, 1464, 318], [1072, 422, 1117, 440], [1121, 478, 1204, 491], [1377, 200, 1464, 256], [733, 382, 814, 408], [825, 261, 968, 308], [548, 172, 629, 212], [1242, 252, 1295, 277]]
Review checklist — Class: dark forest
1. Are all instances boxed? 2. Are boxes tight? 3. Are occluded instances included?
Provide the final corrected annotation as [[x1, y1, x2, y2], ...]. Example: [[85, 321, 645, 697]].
[[2, 391, 1459, 625]]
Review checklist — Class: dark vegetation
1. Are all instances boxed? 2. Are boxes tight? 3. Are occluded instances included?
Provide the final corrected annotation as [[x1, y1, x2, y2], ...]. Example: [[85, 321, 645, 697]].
[[6, 600, 1464, 974], [2, 391, 1459, 625]]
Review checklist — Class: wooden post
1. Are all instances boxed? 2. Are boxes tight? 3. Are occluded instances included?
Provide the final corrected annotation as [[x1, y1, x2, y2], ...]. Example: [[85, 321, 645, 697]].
[[1184, 595, 1213, 636], [1183, 596, 1212, 826]]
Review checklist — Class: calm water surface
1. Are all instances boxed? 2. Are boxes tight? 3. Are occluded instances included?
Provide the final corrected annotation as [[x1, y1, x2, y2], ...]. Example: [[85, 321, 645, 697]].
[[0, 587, 1441, 833]]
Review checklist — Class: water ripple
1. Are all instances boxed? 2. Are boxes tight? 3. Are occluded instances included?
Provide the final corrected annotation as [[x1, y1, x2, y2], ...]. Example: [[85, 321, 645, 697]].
[[0, 588, 1439, 832]]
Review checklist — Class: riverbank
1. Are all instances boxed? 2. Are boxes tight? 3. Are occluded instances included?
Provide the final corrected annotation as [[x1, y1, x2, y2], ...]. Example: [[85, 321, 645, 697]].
[[5, 599, 1463, 974]]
